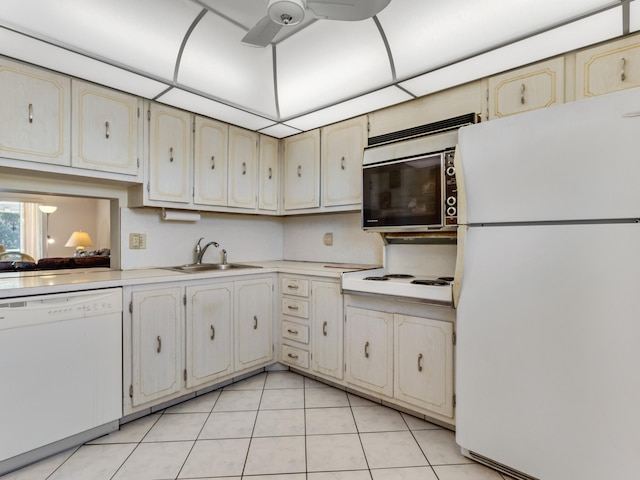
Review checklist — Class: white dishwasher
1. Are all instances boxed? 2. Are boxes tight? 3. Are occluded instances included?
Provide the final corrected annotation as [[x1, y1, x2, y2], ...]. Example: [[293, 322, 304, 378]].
[[0, 288, 122, 473]]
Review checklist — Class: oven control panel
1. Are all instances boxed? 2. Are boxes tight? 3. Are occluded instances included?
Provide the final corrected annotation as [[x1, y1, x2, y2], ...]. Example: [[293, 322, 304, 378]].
[[444, 150, 457, 225]]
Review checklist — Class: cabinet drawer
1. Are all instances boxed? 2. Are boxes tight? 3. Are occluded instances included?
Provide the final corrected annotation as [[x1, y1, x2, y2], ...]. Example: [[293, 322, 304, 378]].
[[282, 298, 309, 318], [282, 344, 309, 369], [282, 320, 309, 344], [281, 277, 309, 297]]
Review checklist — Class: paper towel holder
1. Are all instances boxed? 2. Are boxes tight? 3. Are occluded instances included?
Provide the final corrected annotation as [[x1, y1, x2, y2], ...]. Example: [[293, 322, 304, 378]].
[[161, 208, 202, 222]]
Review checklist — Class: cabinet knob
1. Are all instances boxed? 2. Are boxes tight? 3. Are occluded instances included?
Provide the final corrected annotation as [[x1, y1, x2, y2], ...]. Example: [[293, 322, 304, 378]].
[[287, 353, 299, 360], [105, 121, 110, 139], [520, 84, 526, 105], [287, 305, 299, 311], [364, 341, 370, 358], [157, 335, 162, 353], [322, 321, 328, 336], [297, 165, 302, 178], [341, 156, 345, 170], [253, 315, 258, 330], [169, 147, 174, 162], [211, 156, 215, 170], [210, 325, 215, 340], [28, 103, 33, 124], [621, 57, 627, 82], [242, 162, 247, 175], [287, 284, 299, 290], [287, 328, 299, 335], [268, 167, 272, 180], [418, 353, 423, 372]]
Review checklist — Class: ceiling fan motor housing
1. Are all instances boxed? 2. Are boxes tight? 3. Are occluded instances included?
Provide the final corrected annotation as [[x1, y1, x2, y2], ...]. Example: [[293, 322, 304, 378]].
[[268, 0, 305, 25]]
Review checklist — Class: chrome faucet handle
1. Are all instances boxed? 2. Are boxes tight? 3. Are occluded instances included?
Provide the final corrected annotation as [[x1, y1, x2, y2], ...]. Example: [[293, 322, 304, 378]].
[[195, 237, 204, 253]]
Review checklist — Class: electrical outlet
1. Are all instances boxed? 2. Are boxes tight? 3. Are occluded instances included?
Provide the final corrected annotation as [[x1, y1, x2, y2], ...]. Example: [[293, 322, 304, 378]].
[[323, 232, 333, 246], [129, 233, 147, 249]]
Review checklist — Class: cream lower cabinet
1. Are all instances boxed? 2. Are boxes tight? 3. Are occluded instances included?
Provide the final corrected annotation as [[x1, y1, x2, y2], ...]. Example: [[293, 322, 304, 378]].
[[130, 286, 184, 408], [345, 306, 394, 397], [394, 314, 454, 418], [185, 282, 234, 388], [0, 57, 70, 166], [311, 280, 343, 380], [234, 277, 273, 371]]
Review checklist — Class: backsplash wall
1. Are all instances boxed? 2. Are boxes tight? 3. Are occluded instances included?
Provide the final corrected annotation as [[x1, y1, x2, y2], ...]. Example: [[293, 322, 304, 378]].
[[282, 212, 383, 265]]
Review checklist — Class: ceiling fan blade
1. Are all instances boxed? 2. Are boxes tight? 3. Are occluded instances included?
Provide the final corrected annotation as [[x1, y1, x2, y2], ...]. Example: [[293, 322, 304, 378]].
[[241, 15, 283, 47], [307, 0, 391, 21]]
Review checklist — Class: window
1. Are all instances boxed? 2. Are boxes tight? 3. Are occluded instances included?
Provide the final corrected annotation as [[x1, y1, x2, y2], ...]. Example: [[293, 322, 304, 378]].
[[0, 201, 40, 258]]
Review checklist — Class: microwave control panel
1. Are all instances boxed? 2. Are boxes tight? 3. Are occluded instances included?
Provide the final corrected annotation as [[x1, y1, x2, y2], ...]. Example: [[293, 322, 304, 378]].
[[444, 150, 457, 225]]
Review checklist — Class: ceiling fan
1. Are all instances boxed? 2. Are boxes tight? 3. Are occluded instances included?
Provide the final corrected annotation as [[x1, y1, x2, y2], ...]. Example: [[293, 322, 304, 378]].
[[241, 0, 392, 47]]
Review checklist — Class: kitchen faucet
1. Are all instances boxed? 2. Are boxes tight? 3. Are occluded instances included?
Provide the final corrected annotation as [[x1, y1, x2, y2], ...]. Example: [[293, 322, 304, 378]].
[[194, 238, 219, 264]]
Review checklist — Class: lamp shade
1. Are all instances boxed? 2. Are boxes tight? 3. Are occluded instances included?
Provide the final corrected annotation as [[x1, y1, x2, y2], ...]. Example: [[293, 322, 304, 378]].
[[38, 205, 57, 214], [65, 231, 94, 251]]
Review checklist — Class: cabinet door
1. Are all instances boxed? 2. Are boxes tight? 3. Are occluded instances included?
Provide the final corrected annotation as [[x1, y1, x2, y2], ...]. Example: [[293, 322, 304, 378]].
[[228, 126, 258, 209], [394, 314, 454, 418], [185, 283, 234, 388], [321, 116, 366, 207], [575, 34, 640, 99], [71, 80, 141, 176], [131, 287, 183, 406], [345, 306, 393, 397], [194, 116, 228, 206], [148, 103, 192, 203], [283, 129, 320, 210], [311, 281, 344, 380], [0, 58, 70, 165], [258, 134, 279, 211], [488, 57, 565, 119], [235, 277, 273, 371]]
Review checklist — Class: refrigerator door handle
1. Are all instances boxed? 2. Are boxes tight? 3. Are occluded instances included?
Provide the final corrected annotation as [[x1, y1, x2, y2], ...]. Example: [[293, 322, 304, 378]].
[[452, 224, 467, 308]]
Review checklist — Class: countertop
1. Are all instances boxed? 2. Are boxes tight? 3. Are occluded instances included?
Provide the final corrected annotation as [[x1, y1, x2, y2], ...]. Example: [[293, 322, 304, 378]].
[[0, 261, 379, 298]]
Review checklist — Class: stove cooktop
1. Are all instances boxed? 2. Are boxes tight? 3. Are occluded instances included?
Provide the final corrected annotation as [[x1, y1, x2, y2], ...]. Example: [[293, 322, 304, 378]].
[[341, 268, 454, 306]]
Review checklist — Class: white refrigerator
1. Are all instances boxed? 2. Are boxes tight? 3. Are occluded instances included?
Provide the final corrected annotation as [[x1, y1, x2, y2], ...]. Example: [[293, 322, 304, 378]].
[[454, 87, 640, 480]]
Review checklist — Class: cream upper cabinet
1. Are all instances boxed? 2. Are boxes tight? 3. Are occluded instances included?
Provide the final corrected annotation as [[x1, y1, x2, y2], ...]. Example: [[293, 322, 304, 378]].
[[575, 34, 640, 99], [394, 314, 454, 418], [130, 287, 183, 407], [283, 129, 320, 211], [488, 57, 565, 120], [234, 277, 273, 372], [148, 103, 192, 203], [345, 306, 394, 397], [0, 57, 70, 166], [258, 134, 279, 211], [321, 115, 367, 208], [311, 280, 344, 381], [228, 126, 258, 209], [194, 116, 228, 206], [71, 80, 141, 176], [185, 282, 234, 388]]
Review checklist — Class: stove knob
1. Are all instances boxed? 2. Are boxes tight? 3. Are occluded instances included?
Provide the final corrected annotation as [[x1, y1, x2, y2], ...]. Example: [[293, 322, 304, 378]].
[[446, 196, 457, 206], [446, 166, 456, 176], [446, 206, 457, 216]]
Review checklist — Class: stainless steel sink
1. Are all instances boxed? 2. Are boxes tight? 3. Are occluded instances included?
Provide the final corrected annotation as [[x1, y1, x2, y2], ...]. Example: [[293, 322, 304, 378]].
[[164, 263, 261, 273]]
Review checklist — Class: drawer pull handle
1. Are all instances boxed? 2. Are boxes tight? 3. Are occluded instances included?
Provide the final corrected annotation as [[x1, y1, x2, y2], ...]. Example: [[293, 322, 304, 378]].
[[287, 284, 299, 290], [520, 84, 526, 104], [322, 321, 328, 336], [621, 57, 626, 82], [211, 155, 215, 169], [364, 341, 370, 358], [169, 147, 174, 162], [268, 167, 272, 179], [253, 315, 258, 329], [157, 335, 162, 353], [341, 156, 345, 170], [287, 328, 299, 335], [287, 353, 299, 360], [418, 353, 423, 372], [297, 165, 302, 177], [287, 305, 299, 311], [28, 103, 33, 123], [210, 325, 215, 340], [105, 121, 110, 139], [242, 162, 247, 175]]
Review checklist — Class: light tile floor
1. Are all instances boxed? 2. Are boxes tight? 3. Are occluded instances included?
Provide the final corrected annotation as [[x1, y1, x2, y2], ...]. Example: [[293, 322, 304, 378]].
[[1, 371, 515, 480]]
